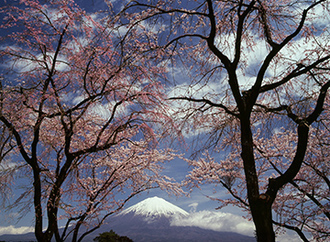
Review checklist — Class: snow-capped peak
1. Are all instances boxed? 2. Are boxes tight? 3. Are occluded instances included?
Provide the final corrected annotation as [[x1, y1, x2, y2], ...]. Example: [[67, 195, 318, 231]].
[[120, 196, 189, 218]]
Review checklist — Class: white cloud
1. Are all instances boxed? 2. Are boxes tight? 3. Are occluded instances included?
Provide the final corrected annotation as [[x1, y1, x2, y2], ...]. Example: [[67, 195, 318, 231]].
[[168, 80, 227, 100], [171, 209, 303, 241], [171, 210, 255, 236], [0, 225, 34, 236], [302, 2, 330, 27], [3, 49, 69, 74]]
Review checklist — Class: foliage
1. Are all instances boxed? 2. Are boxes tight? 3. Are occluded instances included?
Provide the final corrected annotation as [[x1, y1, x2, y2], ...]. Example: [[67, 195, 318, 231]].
[[93, 230, 133, 242]]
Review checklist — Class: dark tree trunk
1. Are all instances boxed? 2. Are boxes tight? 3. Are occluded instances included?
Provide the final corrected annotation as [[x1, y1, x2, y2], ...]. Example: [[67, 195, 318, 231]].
[[240, 113, 276, 242], [250, 198, 275, 241]]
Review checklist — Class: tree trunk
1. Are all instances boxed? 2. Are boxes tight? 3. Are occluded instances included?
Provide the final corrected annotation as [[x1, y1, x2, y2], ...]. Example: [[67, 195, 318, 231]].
[[33, 168, 50, 242], [240, 113, 276, 242], [250, 198, 275, 242], [72, 219, 84, 242]]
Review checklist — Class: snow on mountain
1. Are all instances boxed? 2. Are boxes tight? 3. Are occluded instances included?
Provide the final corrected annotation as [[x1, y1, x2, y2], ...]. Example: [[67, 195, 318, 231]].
[[120, 196, 189, 218]]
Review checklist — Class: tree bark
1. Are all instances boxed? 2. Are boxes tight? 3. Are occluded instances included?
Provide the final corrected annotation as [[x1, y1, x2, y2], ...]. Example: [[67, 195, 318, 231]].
[[250, 197, 275, 241], [240, 110, 276, 241]]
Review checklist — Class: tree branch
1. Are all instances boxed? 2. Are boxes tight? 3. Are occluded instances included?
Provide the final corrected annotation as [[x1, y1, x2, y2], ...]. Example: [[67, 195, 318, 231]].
[[250, 1, 327, 108], [272, 220, 309, 242], [233, 0, 256, 68], [169, 96, 238, 117], [259, 55, 330, 93]]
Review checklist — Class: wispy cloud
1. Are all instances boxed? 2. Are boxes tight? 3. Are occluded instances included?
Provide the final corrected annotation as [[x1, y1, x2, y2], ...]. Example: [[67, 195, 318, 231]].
[[188, 202, 198, 213]]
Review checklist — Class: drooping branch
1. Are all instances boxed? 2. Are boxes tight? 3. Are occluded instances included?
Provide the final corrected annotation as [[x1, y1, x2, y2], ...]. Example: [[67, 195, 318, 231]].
[[219, 180, 249, 208], [164, 34, 207, 49], [121, 1, 208, 49], [169, 96, 238, 117], [76, 189, 148, 242]]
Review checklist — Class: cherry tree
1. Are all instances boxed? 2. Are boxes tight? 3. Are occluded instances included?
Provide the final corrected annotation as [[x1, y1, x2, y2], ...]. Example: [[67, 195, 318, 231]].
[[0, 1, 182, 241], [185, 112, 330, 241], [123, 0, 330, 241]]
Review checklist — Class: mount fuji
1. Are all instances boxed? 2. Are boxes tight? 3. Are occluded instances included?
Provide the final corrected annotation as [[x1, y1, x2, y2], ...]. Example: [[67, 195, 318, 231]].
[[0, 196, 255, 242], [83, 196, 255, 242]]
